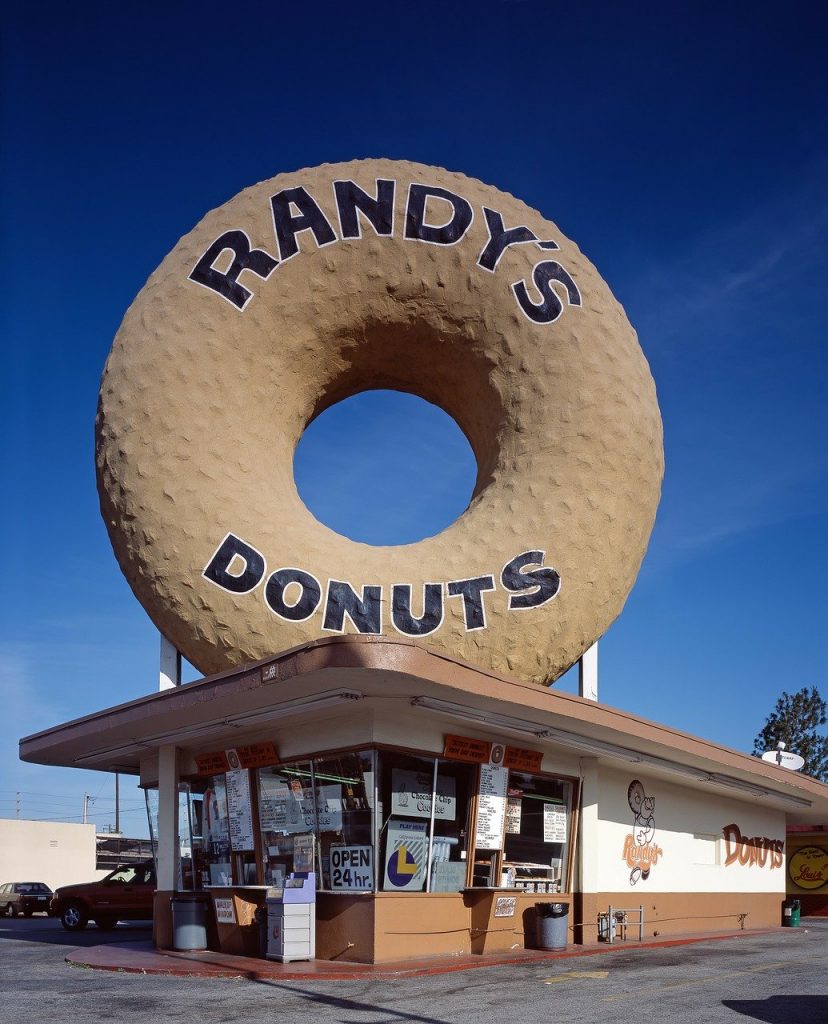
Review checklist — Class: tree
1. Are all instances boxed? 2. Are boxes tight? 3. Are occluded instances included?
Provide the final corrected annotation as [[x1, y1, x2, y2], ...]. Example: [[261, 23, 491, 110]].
[[752, 687, 828, 781]]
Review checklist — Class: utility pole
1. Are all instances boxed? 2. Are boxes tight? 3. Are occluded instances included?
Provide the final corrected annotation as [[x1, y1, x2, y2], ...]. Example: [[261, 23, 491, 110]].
[[115, 773, 120, 834], [16, 792, 20, 819], [83, 792, 89, 824]]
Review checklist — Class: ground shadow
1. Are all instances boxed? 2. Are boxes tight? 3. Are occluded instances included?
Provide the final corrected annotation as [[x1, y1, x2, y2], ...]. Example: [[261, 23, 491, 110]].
[[723, 996, 828, 1024], [252, 979, 453, 1024], [0, 916, 152, 948]]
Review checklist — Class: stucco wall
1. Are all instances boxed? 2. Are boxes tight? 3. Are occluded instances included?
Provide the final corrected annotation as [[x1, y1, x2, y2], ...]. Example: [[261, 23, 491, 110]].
[[595, 771, 786, 895]]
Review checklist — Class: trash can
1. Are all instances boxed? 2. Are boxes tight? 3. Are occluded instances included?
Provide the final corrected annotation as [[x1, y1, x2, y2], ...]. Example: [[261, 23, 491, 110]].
[[782, 898, 801, 928], [535, 902, 568, 950], [170, 892, 209, 951]]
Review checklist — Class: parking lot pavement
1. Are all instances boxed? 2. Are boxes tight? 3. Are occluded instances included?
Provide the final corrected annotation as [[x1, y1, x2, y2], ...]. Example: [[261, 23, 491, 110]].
[[1, 915, 826, 1024]]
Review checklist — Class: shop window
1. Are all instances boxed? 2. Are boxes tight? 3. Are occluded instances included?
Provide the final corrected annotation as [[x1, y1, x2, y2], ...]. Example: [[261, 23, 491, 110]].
[[257, 760, 314, 887], [378, 751, 474, 893], [312, 752, 375, 891], [502, 772, 572, 892]]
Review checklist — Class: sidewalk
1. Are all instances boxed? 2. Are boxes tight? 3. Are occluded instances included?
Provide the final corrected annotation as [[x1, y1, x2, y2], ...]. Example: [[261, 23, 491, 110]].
[[67, 927, 786, 981]]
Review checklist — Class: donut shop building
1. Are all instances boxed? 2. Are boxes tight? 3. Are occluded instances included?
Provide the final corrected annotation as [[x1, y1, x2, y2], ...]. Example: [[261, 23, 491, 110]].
[[20, 636, 828, 962], [20, 159, 828, 963]]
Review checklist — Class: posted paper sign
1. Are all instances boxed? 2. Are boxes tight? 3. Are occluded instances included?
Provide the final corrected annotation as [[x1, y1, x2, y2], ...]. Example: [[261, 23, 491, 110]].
[[475, 765, 508, 849], [543, 803, 568, 844], [213, 897, 236, 924]]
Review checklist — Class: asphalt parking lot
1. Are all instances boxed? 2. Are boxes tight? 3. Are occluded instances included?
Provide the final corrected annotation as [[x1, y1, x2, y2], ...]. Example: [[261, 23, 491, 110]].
[[0, 915, 825, 1024]]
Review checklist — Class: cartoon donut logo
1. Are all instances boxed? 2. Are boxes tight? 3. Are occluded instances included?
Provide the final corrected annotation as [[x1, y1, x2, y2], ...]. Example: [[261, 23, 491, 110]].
[[625, 780, 660, 886]]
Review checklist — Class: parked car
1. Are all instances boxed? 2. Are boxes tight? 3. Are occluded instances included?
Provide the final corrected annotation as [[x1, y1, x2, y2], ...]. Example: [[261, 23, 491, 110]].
[[0, 882, 54, 917], [50, 861, 156, 931]]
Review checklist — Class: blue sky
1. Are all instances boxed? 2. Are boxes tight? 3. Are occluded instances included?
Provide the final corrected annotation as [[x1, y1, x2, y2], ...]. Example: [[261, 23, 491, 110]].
[[2, 2, 826, 836]]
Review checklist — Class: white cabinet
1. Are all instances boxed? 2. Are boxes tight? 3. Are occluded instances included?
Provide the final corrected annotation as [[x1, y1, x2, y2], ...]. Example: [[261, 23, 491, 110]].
[[266, 901, 315, 962]]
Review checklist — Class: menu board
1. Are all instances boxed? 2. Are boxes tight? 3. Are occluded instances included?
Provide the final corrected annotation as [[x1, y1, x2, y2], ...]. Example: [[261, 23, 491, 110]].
[[475, 764, 508, 849], [226, 768, 255, 851], [543, 803, 568, 844]]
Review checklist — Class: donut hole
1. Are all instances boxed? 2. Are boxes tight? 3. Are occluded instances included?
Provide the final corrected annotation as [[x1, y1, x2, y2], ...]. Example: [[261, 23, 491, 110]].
[[294, 390, 478, 546]]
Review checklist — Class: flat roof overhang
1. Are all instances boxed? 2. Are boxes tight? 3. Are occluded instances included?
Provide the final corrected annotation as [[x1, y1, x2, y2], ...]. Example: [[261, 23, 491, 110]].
[[19, 636, 828, 823]]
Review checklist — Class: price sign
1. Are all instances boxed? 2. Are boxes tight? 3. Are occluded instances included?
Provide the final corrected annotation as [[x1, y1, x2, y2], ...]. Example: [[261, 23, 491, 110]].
[[226, 768, 255, 851]]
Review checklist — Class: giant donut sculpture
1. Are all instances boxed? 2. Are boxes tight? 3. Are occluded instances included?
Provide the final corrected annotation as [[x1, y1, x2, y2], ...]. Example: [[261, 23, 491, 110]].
[[96, 159, 663, 687]]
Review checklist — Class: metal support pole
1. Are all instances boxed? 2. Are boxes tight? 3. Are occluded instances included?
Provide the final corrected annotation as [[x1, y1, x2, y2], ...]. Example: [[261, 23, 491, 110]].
[[578, 642, 599, 701], [159, 633, 182, 691]]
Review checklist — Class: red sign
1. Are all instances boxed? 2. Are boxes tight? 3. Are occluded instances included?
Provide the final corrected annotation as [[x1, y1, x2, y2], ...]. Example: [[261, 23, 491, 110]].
[[233, 742, 279, 769], [503, 746, 543, 772], [194, 751, 230, 775], [443, 734, 492, 763]]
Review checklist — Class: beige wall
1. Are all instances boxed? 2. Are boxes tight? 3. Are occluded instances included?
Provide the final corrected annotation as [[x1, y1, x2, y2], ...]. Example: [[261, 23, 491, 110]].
[[0, 819, 103, 890]]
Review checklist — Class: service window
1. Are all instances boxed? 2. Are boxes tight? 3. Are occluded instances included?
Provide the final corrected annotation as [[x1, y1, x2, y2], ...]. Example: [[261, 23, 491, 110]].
[[313, 751, 375, 891], [200, 774, 234, 885], [257, 760, 314, 887], [378, 751, 474, 893], [502, 772, 573, 892]]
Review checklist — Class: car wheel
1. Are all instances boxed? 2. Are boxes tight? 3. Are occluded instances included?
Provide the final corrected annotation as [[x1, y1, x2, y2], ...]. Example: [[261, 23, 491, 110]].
[[94, 915, 118, 930], [6, 904, 18, 918], [61, 901, 88, 931]]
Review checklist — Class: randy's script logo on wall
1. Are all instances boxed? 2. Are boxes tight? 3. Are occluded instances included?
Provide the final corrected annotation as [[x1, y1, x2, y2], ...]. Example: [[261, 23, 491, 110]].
[[788, 845, 828, 890], [722, 823, 784, 870], [188, 178, 582, 325], [203, 533, 560, 636], [623, 780, 663, 885]]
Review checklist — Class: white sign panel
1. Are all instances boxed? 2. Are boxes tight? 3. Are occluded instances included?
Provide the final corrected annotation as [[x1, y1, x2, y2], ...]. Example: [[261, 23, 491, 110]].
[[213, 897, 236, 924], [494, 896, 517, 918], [226, 768, 255, 851], [391, 769, 456, 820], [475, 764, 508, 849], [543, 803, 568, 844], [383, 820, 428, 891], [259, 776, 343, 833], [330, 846, 373, 890]]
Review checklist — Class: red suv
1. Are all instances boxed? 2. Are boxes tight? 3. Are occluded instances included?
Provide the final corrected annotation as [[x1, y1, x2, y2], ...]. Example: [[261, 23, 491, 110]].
[[50, 861, 156, 931]]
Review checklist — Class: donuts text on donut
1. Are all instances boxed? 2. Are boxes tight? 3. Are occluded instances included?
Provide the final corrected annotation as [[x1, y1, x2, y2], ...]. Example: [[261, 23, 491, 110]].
[[96, 159, 663, 683], [203, 533, 560, 637], [188, 177, 582, 324]]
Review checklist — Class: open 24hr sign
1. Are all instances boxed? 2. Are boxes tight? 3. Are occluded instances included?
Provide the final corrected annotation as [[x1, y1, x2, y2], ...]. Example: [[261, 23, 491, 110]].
[[330, 846, 373, 890]]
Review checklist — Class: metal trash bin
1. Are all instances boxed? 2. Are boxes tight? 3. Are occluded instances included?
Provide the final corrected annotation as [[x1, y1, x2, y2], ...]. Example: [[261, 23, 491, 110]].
[[170, 892, 209, 951], [783, 898, 801, 928], [535, 902, 568, 950]]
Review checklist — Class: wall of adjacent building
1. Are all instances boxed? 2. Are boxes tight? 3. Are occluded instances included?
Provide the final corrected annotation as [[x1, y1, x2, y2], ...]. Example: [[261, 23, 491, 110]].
[[0, 819, 102, 890]]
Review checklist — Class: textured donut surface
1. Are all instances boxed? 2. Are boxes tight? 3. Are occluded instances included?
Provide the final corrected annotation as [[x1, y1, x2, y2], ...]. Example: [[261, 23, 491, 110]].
[[96, 159, 663, 686]]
